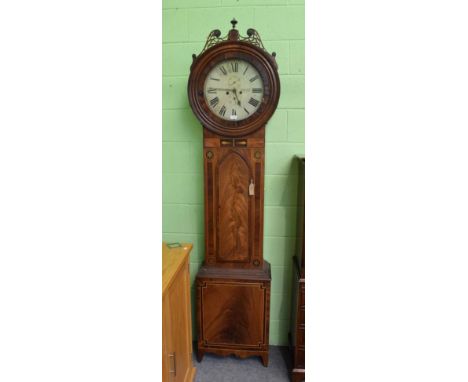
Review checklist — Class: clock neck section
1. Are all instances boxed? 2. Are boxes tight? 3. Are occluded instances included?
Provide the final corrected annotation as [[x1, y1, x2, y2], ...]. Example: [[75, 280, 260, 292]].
[[203, 126, 266, 269]]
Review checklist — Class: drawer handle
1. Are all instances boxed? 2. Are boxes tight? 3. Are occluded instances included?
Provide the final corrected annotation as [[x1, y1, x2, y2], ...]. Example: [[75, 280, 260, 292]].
[[169, 352, 176, 376]]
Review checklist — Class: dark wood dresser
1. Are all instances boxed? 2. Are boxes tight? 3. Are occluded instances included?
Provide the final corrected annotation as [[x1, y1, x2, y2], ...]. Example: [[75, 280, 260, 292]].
[[289, 156, 305, 382]]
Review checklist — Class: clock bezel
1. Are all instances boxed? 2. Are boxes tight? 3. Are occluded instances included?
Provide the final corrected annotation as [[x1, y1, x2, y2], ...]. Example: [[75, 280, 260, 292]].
[[203, 58, 264, 122], [188, 41, 280, 137]]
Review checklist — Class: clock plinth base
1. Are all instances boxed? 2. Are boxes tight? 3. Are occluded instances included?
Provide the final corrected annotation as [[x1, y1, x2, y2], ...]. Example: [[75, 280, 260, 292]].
[[196, 346, 269, 367], [195, 261, 271, 366]]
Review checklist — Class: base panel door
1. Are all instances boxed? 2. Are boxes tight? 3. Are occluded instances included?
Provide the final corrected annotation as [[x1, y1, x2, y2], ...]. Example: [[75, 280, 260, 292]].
[[200, 281, 267, 348]]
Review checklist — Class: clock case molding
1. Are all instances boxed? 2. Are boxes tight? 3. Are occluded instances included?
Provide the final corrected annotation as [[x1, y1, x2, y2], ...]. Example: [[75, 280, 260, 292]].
[[187, 20, 280, 367]]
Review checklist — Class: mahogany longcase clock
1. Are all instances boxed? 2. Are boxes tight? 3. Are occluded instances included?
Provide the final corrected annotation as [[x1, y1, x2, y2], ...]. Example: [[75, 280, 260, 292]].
[[188, 19, 280, 366]]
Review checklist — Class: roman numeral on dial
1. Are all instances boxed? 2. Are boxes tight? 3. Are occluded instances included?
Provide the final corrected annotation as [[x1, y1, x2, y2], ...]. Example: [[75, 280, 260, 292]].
[[219, 105, 226, 116], [231, 62, 238, 72], [207, 88, 217, 94], [210, 97, 219, 107], [219, 66, 227, 75], [248, 98, 260, 107], [232, 109, 236, 116], [252, 88, 262, 93], [249, 75, 259, 83]]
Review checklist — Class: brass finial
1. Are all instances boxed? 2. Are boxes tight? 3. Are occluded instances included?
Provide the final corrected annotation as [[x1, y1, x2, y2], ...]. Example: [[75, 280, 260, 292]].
[[231, 18, 238, 29]]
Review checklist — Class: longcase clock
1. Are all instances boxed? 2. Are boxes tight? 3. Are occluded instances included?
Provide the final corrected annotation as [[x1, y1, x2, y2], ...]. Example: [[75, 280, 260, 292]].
[[187, 19, 280, 366]]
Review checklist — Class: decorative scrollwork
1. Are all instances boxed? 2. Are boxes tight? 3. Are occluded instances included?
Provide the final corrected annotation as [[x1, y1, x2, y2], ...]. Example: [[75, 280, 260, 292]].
[[200, 29, 225, 54], [194, 19, 274, 58], [241, 29, 266, 51]]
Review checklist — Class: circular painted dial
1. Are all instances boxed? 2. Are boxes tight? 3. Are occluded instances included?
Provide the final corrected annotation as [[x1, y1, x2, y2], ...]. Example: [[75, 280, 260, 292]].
[[204, 59, 264, 121]]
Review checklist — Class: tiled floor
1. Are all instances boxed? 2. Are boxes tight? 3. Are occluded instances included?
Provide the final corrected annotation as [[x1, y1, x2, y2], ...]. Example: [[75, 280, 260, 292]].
[[192, 345, 291, 382]]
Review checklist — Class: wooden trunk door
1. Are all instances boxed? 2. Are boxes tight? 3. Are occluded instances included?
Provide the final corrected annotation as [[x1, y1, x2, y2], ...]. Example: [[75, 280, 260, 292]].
[[217, 149, 253, 263], [204, 144, 264, 268]]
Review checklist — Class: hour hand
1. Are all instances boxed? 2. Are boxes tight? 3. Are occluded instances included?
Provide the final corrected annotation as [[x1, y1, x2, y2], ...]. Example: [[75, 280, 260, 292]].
[[232, 89, 242, 106]]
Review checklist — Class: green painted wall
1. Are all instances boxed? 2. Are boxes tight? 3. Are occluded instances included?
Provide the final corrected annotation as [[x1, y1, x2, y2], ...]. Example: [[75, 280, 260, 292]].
[[162, 0, 304, 345]]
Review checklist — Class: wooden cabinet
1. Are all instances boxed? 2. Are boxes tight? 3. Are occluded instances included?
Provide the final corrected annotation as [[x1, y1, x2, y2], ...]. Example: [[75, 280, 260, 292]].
[[289, 156, 305, 382], [162, 243, 196, 382]]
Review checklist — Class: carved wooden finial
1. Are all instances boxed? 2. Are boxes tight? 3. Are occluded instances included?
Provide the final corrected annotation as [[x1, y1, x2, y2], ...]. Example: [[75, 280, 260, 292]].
[[228, 18, 240, 40]]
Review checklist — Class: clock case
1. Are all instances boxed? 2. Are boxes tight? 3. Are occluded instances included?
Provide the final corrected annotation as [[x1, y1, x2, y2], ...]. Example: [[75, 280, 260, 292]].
[[188, 21, 280, 137], [187, 20, 280, 367]]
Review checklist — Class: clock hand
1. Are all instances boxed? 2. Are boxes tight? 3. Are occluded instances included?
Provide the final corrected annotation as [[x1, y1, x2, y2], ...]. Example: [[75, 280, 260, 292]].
[[232, 88, 242, 107]]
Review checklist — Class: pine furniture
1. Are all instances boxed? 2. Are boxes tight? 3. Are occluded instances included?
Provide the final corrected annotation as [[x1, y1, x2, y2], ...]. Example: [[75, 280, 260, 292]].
[[162, 243, 196, 382]]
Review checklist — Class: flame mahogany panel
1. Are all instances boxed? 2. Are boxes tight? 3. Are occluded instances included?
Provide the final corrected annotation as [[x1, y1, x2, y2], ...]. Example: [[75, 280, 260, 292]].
[[216, 151, 252, 263], [201, 282, 265, 347], [203, 128, 264, 268]]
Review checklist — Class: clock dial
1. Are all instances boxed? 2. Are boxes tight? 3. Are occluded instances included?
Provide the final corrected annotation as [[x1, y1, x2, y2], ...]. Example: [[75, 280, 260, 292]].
[[204, 59, 264, 121]]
